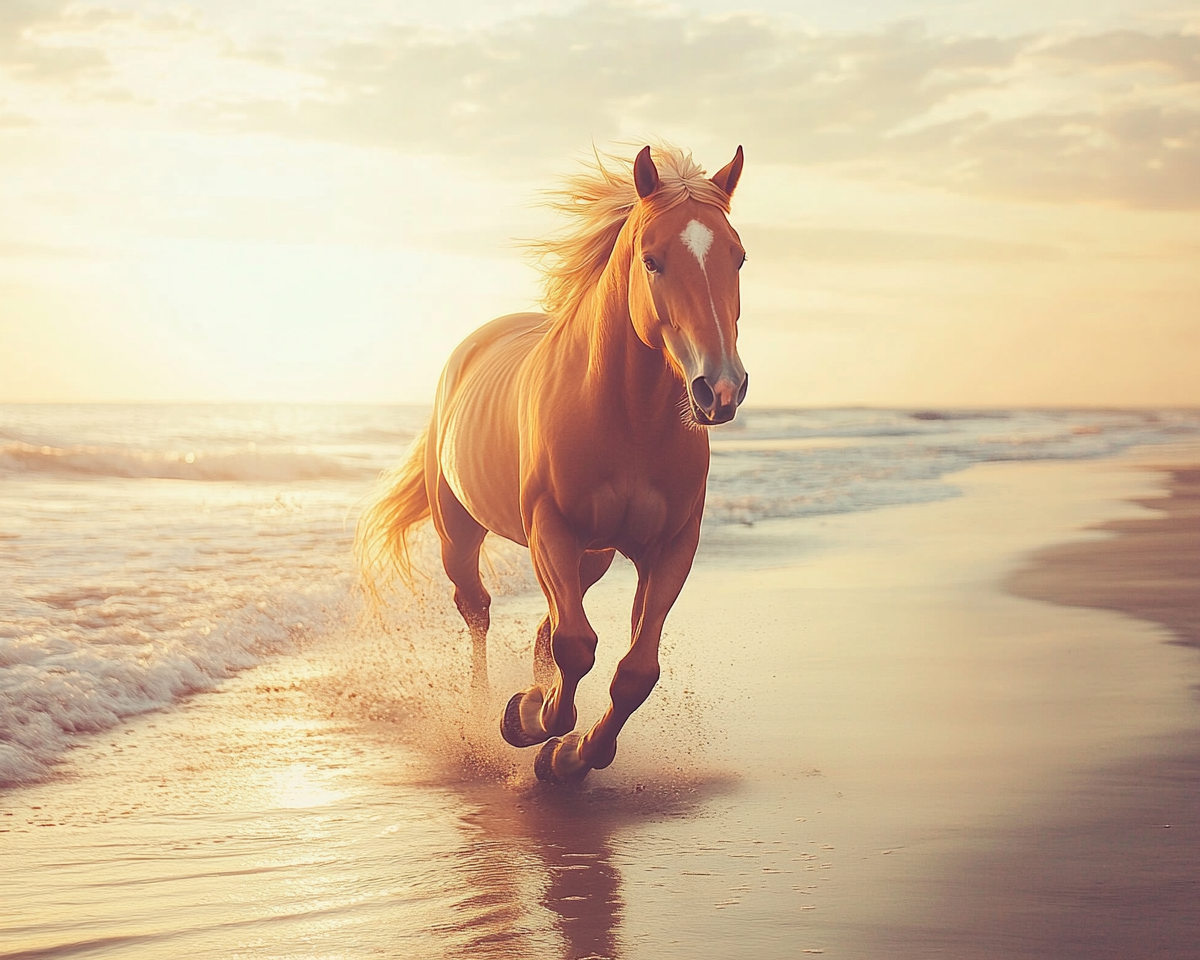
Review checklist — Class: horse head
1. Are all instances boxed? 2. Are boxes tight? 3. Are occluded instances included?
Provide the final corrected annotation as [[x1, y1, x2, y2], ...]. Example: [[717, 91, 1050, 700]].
[[627, 145, 749, 426]]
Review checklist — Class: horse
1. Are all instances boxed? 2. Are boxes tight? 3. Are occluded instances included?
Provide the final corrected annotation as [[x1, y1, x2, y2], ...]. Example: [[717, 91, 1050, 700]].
[[357, 143, 748, 783]]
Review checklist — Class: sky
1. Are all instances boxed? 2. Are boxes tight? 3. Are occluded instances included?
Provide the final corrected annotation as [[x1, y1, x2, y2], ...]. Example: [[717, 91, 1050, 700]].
[[0, 0, 1197, 406]]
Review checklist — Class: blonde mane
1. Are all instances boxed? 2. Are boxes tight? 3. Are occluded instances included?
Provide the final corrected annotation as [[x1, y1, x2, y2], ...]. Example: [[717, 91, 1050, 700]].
[[531, 143, 732, 322]]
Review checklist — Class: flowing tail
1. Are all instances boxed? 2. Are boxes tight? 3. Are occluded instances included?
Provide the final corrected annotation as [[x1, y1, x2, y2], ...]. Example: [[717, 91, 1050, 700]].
[[355, 424, 432, 595]]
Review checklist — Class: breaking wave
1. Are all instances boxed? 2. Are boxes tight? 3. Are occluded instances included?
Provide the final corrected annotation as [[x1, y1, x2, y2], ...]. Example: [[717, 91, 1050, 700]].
[[0, 593, 325, 787], [0, 440, 372, 482]]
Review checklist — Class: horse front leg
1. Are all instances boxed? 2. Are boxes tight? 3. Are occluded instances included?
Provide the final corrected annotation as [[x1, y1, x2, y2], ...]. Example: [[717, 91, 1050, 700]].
[[501, 499, 598, 750], [533, 549, 615, 687], [536, 514, 701, 783]]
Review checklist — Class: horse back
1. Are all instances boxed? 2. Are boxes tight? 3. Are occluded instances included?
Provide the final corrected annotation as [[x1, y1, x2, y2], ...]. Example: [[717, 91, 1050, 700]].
[[433, 312, 552, 546]]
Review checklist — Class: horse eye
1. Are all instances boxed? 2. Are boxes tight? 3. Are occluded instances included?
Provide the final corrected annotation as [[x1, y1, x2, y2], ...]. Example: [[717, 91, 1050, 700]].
[[642, 256, 659, 274], [737, 252, 748, 270]]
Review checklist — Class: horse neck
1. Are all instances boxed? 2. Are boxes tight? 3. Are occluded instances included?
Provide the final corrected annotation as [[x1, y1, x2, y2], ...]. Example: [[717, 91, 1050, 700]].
[[580, 233, 685, 426]]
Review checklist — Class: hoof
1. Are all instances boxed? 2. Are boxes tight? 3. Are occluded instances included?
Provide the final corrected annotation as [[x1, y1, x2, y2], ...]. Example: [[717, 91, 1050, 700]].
[[500, 688, 551, 748], [534, 733, 591, 785]]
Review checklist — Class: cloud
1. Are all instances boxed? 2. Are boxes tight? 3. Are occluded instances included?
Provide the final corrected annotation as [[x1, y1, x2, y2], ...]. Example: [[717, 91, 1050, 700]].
[[6, 1, 1199, 208], [742, 226, 1064, 263], [200, 12, 1021, 164], [0, 239, 90, 258], [0, 1, 112, 85], [185, 2, 1197, 208], [0, 108, 35, 128], [929, 104, 1200, 208], [1039, 30, 1200, 80]]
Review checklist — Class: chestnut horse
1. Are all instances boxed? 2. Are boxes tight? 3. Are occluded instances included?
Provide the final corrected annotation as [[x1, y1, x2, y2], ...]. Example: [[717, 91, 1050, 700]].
[[357, 143, 748, 783]]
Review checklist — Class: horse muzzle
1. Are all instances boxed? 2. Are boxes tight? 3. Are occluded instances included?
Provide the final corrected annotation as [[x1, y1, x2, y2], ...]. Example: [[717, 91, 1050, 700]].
[[689, 372, 749, 425]]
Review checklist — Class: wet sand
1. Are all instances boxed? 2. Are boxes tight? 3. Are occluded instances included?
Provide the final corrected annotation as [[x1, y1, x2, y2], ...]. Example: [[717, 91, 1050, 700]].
[[1009, 461, 1200, 649], [3, 450, 1199, 958], [952, 452, 1200, 960]]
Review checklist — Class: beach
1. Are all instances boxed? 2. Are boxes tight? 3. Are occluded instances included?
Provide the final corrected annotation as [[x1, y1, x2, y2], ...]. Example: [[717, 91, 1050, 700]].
[[2, 418, 1200, 958], [5, 0, 1200, 955]]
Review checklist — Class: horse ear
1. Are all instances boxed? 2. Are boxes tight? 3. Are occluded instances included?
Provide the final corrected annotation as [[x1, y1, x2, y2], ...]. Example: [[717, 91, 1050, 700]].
[[633, 146, 659, 199], [711, 145, 744, 198]]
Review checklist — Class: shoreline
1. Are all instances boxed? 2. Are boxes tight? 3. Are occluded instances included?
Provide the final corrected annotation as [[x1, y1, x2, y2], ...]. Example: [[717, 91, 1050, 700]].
[[1008, 460, 1200, 649]]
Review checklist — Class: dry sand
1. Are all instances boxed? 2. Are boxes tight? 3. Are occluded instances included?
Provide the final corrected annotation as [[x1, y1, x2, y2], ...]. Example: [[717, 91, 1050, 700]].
[[2, 448, 1198, 959]]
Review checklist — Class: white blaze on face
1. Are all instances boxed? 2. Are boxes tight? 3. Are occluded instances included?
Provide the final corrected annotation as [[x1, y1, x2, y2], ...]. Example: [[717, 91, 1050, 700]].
[[680, 219, 715, 268], [678, 218, 725, 352]]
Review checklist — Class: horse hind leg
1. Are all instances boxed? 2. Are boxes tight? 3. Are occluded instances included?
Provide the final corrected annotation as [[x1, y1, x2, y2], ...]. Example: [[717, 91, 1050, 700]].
[[434, 476, 491, 692]]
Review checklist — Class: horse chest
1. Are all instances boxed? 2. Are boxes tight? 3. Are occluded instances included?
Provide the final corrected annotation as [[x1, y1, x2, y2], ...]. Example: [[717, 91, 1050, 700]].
[[579, 480, 675, 548], [544, 427, 707, 550]]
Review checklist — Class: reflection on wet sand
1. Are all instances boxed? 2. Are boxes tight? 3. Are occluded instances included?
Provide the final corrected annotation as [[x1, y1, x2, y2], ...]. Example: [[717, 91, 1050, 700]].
[[435, 771, 727, 960], [0, 648, 728, 960]]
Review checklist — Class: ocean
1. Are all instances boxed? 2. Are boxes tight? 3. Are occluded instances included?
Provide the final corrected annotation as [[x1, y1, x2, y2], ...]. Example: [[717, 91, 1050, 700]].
[[3, 403, 1198, 788]]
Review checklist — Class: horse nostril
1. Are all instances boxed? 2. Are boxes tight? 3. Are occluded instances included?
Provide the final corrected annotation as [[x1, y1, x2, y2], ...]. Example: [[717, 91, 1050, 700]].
[[691, 376, 715, 411], [737, 373, 749, 405]]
